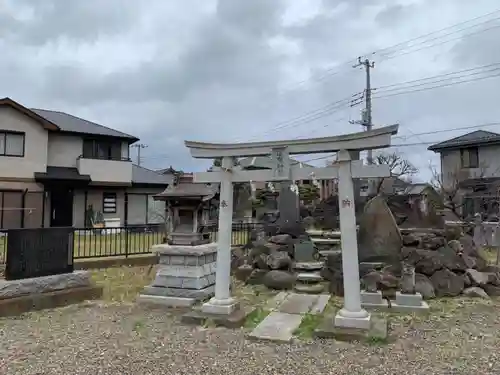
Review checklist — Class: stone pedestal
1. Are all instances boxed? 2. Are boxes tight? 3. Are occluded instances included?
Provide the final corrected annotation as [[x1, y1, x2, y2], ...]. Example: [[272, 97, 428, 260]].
[[360, 290, 389, 310], [138, 243, 217, 307], [168, 232, 211, 246], [392, 292, 429, 313]]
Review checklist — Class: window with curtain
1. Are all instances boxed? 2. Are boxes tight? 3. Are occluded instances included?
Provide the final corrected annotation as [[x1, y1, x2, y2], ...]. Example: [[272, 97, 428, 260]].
[[0, 131, 25, 157]]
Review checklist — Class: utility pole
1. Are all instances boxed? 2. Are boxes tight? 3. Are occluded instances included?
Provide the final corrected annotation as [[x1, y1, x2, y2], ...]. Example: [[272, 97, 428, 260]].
[[352, 57, 375, 164], [131, 143, 148, 166]]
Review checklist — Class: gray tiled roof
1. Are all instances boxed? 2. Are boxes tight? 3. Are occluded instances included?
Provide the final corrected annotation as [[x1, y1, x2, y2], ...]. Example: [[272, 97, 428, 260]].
[[238, 156, 314, 170], [31, 108, 138, 141], [155, 182, 218, 199], [428, 130, 500, 151], [132, 165, 172, 186]]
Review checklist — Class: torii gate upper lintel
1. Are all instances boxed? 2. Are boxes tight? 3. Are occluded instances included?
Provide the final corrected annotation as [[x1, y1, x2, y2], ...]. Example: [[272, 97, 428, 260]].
[[184, 125, 399, 329]]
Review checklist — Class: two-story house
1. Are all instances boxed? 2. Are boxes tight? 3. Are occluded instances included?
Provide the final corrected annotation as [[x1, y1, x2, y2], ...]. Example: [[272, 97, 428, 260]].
[[428, 130, 500, 218], [0, 97, 172, 229]]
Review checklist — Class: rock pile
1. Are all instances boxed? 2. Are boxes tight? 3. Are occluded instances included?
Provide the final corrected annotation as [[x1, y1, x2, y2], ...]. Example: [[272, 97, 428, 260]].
[[321, 227, 498, 299], [233, 222, 317, 290]]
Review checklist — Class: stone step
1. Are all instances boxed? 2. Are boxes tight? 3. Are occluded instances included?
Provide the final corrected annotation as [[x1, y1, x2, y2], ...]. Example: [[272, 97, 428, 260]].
[[294, 283, 325, 294], [296, 272, 323, 282], [311, 238, 341, 244], [293, 261, 324, 271], [318, 250, 341, 258]]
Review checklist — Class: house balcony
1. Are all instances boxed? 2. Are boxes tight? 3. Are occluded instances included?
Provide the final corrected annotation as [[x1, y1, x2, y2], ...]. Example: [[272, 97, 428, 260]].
[[77, 156, 133, 185], [457, 168, 484, 182]]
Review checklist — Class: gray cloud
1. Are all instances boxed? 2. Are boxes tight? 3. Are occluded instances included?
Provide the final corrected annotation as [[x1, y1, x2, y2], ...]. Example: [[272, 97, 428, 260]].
[[0, 0, 499, 177]]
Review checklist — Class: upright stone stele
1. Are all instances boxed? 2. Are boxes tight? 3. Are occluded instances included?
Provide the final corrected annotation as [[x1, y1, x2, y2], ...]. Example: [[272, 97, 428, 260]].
[[334, 150, 371, 329]]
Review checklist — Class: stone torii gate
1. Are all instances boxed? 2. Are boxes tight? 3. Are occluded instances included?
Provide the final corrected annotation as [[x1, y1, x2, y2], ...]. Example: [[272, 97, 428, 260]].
[[184, 125, 398, 329]]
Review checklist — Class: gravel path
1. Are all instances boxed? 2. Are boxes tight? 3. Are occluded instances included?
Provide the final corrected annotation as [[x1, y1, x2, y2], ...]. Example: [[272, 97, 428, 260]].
[[1, 299, 500, 375]]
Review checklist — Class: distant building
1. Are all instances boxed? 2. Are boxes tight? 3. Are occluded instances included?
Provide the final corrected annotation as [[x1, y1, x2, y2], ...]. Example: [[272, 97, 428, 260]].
[[429, 130, 500, 218]]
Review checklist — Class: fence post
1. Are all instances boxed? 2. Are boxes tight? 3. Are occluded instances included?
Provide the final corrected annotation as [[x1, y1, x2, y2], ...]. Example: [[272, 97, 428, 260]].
[[125, 227, 129, 258]]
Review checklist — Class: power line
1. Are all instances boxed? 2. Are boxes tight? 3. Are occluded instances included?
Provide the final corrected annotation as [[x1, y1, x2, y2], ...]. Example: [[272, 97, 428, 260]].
[[378, 18, 500, 62], [373, 70, 500, 100]]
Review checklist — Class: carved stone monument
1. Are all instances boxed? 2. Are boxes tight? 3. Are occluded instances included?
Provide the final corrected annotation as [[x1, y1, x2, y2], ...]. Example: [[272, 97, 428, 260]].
[[393, 263, 429, 313], [138, 243, 217, 307]]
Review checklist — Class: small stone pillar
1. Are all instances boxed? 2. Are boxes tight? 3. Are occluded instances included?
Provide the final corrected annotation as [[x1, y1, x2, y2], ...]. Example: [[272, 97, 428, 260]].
[[138, 243, 217, 307]]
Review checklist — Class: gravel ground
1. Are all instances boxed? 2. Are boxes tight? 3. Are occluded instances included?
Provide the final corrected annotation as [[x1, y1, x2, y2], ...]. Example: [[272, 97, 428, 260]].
[[1, 297, 500, 375]]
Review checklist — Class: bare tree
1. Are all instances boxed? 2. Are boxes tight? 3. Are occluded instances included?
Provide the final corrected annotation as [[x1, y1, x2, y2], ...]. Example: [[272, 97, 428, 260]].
[[429, 161, 500, 222], [374, 152, 419, 194]]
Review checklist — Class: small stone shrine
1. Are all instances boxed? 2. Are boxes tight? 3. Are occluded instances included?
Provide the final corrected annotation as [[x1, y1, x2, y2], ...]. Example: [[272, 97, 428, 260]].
[[293, 237, 324, 294], [154, 169, 218, 245], [138, 242, 217, 307]]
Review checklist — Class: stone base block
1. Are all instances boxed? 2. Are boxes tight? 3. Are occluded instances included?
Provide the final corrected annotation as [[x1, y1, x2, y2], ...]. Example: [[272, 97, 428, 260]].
[[137, 294, 195, 307], [142, 285, 214, 300], [334, 312, 371, 330], [294, 283, 325, 294], [201, 298, 239, 315], [361, 301, 390, 311], [390, 301, 430, 314], [0, 286, 103, 317], [395, 291, 423, 307], [360, 291, 384, 305], [314, 315, 388, 342], [182, 306, 253, 328]]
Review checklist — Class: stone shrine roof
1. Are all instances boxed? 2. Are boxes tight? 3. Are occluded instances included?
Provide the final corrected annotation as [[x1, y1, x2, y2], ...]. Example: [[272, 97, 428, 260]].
[[154, 182, 218, 201]]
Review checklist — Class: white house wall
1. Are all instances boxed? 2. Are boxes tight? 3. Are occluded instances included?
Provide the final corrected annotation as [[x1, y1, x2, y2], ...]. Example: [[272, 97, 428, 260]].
[[441, 144, 500, 189], [0, 106, 48, 179], [47, 133, 82, 168]]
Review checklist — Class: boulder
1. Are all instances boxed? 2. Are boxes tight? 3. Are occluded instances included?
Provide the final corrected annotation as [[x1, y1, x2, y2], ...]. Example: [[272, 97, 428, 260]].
[[269, 234, 293, 245], [266, 251, 292, 270], [402, 234, 419, 247], [465, 269, 490, 286], [483, 284, 500, 296], [463, 287, 489, 298], [357, 196, 403, 263], [262, 270, 296, 290], [327, 271, 344, 296], [414, 250, 444, 276], [246, 269, 268, 285], [253, 253, 269, 270], [277, 222, 306, 238], [234, 264, 254, 282], [437, 247, 467, 272], [415, 273, 435, 299], [430, 269, 465, 297], [422, 235, 446, 250], [248, 244, 271, 259]]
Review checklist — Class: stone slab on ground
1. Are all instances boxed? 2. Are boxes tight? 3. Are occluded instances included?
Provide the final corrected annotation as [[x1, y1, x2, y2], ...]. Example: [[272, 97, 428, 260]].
[[265, 292, 290, 311], [309, 294, 330, 314], [247, 312, 303, 343], [314, 315, 388, 342], [0, 286, 103, 317], [0, 271, 91, 299], [142, 285, 215, 300], [278, 293, 318, 314], [181, 306, 253, 329], [137, 294, 196, 307]]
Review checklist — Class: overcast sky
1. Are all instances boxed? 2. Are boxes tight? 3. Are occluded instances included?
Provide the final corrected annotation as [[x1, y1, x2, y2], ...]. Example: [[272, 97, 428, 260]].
[[1, 0, 500, 180]]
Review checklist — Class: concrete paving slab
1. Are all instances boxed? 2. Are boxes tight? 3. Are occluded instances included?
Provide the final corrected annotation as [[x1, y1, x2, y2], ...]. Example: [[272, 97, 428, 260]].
[[265, 292, 290, 311], [248, 312, 303, 343], [310, 294, 330, 315], [278, 293, 317, 314]]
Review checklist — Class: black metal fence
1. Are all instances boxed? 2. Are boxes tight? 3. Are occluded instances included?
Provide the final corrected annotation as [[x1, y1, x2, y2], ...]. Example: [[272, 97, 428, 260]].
[[0, 222, 262, 266]]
